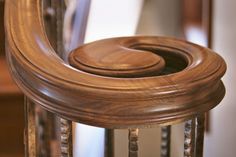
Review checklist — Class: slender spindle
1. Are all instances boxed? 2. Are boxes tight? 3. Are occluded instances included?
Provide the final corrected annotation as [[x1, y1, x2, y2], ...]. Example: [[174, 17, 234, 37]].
[[129, 128, 139, 157], [105, 129, 114, 157], [60, 118, 73, 157], [161, 126, 171, 157], [195, 115, 205, 157], [184, 119, 196, 157], [35, 106, 52, 157], [24, 97, 36, 157], [184, 114, 206, 157]]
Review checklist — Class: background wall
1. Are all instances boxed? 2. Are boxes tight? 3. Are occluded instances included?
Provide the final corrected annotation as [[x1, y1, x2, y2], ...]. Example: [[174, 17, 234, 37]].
[[75, 0, 236, 156], [117, 0, 236, 156], [136, 0, 182, 37], [204, 0, 236, 156]]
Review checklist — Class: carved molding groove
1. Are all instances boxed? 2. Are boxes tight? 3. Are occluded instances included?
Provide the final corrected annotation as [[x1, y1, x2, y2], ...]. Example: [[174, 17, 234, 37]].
[[5, 0, 227, 157], [5, 0, 226, 130]]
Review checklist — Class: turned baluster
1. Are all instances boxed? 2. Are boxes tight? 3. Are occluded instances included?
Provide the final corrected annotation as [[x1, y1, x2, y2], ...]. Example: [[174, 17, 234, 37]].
[[129, 129, 139, 157], [161, 126, 171, 157], [24, 98, 37, 157], [5, 0, 226, 156], [60, 119, 73, 157], [68, 37, 226, 157]]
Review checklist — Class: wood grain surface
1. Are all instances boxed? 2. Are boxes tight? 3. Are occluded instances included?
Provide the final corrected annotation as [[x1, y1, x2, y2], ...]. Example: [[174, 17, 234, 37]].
[[69, 38, 165, 77], [5, 0, 226, 129]]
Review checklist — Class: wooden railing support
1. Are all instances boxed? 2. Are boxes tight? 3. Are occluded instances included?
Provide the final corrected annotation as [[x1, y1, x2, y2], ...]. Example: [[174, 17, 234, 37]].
[[24, 98, 36, 157], [161, 126, 171, 157], [60, 118, 73, 157], [5, 0, 226, 156]]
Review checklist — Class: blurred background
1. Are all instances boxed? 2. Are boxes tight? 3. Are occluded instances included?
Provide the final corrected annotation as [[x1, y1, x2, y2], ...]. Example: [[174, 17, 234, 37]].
[[1, 0, 236, 156]]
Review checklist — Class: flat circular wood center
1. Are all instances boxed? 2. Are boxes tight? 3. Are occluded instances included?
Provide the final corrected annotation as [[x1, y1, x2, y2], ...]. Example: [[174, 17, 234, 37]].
[[69, 38, 165, 77]]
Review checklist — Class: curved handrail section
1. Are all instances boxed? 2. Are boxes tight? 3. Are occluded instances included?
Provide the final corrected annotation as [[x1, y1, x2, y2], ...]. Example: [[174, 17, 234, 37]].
[[5, 0, 226, 128]]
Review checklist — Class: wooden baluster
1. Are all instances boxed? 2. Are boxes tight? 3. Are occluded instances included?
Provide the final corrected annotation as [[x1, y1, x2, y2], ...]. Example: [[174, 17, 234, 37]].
[[184, 115, 205, 157], [161, 126, 171, 157], [53, 0, 65, 57], [129, 128, 139, 157], [184, 119, 196, 157], [24, 97, 36, 157], [195, 115, 205, 157], [105, 129, 114, 157], [35, 106, 52, 157], [60, 118, 73, 157]]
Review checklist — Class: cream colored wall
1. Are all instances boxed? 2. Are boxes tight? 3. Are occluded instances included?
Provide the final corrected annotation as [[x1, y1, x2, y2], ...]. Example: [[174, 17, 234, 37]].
[[136, 0, 182, 37], [134, 0, 236, 157], [75, 0, 236, 156], [204, 0, 236, 156]]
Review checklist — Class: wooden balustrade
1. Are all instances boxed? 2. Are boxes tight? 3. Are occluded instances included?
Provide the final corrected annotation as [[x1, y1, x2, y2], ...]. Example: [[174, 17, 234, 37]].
[[5, 0, 226, 156]]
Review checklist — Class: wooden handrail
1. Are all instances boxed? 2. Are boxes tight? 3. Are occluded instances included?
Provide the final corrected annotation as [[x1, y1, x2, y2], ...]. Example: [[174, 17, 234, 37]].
[[5, 0, 226, 129], [5, 1, 227, 157]]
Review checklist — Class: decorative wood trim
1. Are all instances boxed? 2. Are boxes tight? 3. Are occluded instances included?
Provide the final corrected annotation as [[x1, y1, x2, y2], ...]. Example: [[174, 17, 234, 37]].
[[5, 1, 226, 157], [5, 0, 226, 129]]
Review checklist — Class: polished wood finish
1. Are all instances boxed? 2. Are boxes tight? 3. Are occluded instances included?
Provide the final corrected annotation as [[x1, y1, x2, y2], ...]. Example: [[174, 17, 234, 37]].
[[5, 0, 226, 156], [42, 2, 67, 155], [0, 1, 24, 156], [5, 0, 226, 127], [181, 0, 213, 132], [68, 36, 225, 129], [69, 38, 165, 77]]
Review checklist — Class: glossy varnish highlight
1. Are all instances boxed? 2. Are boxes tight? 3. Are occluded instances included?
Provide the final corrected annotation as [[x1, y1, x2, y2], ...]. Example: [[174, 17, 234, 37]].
[[5, 0, 226, 130]]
